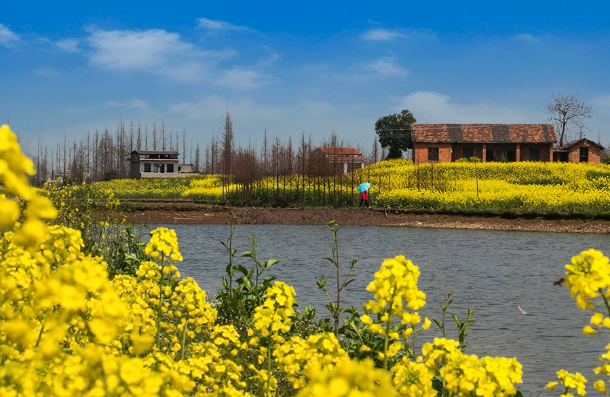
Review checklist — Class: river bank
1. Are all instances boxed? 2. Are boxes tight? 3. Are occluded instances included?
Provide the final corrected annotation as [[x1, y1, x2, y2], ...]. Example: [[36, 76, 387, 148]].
[[117, 202, 610, 234]]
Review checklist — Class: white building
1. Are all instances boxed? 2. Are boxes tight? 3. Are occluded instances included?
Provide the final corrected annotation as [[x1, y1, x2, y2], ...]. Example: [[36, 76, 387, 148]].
[[129, 150, 194, 178]]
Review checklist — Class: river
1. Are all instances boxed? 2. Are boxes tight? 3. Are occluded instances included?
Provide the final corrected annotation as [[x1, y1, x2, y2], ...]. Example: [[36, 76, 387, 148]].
[[149, 223, 610, 395]]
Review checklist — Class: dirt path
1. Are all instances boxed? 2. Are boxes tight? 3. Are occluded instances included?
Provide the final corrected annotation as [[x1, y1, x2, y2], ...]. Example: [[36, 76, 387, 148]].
[[120, 204, 610, 234]]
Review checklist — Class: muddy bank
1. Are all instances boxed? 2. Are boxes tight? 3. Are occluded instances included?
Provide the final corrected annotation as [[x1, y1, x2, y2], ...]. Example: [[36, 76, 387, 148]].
[[118, 203, 610, 234]]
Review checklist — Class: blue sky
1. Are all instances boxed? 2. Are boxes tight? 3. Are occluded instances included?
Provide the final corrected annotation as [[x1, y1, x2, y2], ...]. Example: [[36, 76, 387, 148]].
[[2, 1, 610, 154]]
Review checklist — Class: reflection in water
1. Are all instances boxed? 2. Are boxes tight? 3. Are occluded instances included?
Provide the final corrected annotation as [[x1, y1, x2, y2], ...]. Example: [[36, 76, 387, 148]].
[[148, 224, 609, 395]]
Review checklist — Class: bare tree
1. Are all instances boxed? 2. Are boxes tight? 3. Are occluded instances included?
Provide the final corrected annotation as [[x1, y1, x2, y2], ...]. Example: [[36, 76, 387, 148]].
[[221, 111, 234, 197], [547, 92, 593, 147], [194, 142, 201, 173]]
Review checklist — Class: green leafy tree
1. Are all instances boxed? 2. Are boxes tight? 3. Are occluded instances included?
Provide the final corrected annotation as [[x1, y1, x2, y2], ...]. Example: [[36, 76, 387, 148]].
[[375, 109, 416, 159]]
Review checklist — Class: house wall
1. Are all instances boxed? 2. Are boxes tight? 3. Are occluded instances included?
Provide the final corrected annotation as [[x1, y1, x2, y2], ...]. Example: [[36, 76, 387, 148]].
[[450, 144, 484, 162], [413, 143, 452, 164], [517, 143, 552, 162], [567, 142, 602, 164], [413, 142, 555, 163], [130, 162, 140, 179], [130, 160, 180, 178]]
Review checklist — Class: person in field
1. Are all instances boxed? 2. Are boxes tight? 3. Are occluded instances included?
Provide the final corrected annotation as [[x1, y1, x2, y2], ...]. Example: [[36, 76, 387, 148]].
[[359, 189, 369, 208]]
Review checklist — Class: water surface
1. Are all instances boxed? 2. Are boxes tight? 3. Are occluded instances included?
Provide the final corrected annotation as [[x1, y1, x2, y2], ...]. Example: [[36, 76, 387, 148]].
[[149, 224, 610, 395]]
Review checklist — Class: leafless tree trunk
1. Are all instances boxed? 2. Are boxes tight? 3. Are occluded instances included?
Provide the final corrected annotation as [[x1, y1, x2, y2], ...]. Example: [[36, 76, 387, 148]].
[[547, 92, 593, 147]]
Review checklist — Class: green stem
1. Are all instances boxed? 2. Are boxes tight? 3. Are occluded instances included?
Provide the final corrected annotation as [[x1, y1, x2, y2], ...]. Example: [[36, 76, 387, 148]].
[[34, 318, 45, 348], [382, 287, 397, 371], [155, 256, 166, 350], [102, 360, 110, 397], [266, 331, 273, 397], [600, 288, 610, 318], [180, 316, 189, 360]]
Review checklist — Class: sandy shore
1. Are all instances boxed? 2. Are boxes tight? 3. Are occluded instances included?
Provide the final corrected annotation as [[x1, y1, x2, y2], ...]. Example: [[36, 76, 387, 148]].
[[118, 203, 610, 234]]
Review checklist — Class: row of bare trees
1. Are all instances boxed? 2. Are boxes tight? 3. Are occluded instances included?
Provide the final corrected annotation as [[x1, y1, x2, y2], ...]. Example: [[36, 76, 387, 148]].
[[205, 113, 389, 204], [20, 112, 386, 190]]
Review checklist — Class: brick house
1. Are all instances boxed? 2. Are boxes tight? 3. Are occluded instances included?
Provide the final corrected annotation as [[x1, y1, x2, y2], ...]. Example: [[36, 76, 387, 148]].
[[129, 150, 192, 178], [410, 124, 557, 164], [312, 147, 366, 175], [553, 138, 605, 164]]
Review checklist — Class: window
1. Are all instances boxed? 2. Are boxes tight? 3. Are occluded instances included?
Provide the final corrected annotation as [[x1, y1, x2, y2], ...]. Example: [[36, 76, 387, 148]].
[[580, 147, 589, 162], [486, 150, 494, 162], [428, 147, 439, 162], [144, 163, 151, 172], [167, 164, 174, 172], [529, 148, 540, 161], [462, 147, 474, 159]]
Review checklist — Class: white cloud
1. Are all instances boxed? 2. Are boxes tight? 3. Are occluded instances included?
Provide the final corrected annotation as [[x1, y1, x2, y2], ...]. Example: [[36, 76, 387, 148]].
[[0, 23, 19, 46], [356, 57, 409, 78], [87, 28, 194, 70], [395, 91, 543, 123], [218, 68, 270, 90], [197, 18, 251, 32], [85, 27, 267, 88], [55, 38, 80, 52], [168, 95, 285, 120], [515, 33, 542, 44], [362, 29, 406, 41]]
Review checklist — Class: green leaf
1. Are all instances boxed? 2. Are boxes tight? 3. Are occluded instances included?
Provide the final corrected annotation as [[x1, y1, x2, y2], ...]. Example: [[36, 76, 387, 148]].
[[233, 265, 249, 276], [241, 250, 252, 258], [264, 259, 279, 268], [343, 278, 356, 288]]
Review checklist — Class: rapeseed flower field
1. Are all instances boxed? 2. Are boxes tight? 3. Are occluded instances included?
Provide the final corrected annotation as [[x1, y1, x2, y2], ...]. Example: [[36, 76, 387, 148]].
[[2, 123, 610, 395], [90, 158, 610, 217]]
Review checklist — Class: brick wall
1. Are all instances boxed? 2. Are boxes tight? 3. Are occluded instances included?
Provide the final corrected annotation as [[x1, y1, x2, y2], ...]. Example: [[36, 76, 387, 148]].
[[450, 144, 484, 161], [413, 143, 452, 164], [568, 142, 602, 164], [519, 144, 553, 162]]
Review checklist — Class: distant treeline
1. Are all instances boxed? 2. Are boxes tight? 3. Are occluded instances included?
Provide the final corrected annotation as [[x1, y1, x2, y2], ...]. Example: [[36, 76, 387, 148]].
[[19, 112, 387, 185]]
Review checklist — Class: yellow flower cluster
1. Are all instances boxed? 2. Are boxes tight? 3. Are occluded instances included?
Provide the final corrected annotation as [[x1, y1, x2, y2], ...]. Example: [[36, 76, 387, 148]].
[[145, 227, 183, 265], [251, 281, 296, 343], [564, 249, 610, 310], [0, 125, 57, 243], [297, 359, 396, 397], [546, 369, 587, 397], [360, 256, 429, 347], [390, 357, 436, 397], [275, 332, 348, 389], [93, 175, 203, 199], [423, 338, 523, 397]]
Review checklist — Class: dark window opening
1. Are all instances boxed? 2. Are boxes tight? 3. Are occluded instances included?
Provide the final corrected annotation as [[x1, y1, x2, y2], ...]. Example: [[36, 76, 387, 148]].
[[160, 164, 165, 173], [507, 150, 516, 162], [529, 148, 540, 161], [144, 163, 151, 172], [167, 164, 174, 172], [580, 147, 589, 162], [463, 147, 474, 159], [428, 147, 439, 162], [486, 150, 494, 162]]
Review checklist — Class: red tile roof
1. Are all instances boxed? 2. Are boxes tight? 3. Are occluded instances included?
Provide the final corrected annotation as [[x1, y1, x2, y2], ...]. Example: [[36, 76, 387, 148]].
[[411, 124, 557, 144], [316, 147, 363, 155], [559, 138, 605, 150]]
